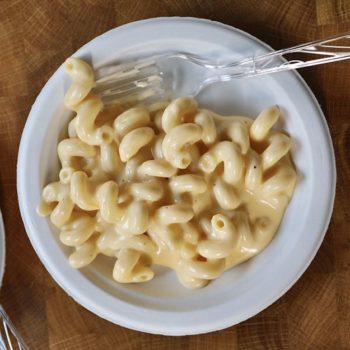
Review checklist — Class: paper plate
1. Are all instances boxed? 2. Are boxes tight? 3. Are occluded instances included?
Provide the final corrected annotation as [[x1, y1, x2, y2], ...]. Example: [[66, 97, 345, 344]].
[[0, 212, 5, 288], [17, 17, 336, 335]]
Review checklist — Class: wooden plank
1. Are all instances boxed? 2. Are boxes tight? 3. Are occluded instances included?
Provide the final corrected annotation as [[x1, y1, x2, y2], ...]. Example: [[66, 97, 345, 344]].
[[0, 0, 349, 348]]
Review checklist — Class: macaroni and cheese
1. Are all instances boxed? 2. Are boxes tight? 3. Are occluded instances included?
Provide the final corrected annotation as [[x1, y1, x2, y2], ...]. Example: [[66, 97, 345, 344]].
[[37, 57, 297, 289]]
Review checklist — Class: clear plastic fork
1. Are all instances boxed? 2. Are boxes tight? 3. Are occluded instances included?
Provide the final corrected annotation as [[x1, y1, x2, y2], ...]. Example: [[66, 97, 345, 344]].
[[93, 32, 350, 106], [0, 306, 28, 350], [0, 211, 28, 350]]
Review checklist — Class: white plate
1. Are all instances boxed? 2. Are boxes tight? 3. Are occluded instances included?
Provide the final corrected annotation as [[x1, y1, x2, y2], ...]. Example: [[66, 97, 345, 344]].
[[0, 212, 5, 287], [17, 17, 336, 335]]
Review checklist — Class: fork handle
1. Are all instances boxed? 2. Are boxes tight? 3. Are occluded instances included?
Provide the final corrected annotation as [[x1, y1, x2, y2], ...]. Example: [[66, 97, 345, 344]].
[[216, 33, 350, 79]]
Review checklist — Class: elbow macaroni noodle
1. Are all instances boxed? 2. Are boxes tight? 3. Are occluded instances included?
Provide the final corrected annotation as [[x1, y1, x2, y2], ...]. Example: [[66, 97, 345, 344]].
[[37, 57, 297, 289]]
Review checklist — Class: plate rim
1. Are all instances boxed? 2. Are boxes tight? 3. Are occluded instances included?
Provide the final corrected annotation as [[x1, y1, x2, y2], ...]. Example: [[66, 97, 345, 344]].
[[17, 16, 336, 335], [0, 211, 5, 288]]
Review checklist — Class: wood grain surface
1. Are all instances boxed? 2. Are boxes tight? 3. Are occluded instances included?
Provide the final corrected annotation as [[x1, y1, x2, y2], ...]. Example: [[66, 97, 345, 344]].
[[0, 0, 349, 349]]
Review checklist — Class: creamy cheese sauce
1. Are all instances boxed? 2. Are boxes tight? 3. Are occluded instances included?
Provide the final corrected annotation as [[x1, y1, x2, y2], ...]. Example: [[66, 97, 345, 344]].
[[149, 114, 295, 285], [38, 58, 297, 289]]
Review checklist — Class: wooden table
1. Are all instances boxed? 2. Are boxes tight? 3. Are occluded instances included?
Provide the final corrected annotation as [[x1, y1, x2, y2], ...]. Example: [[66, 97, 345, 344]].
[[0, 1, 349, 349]]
